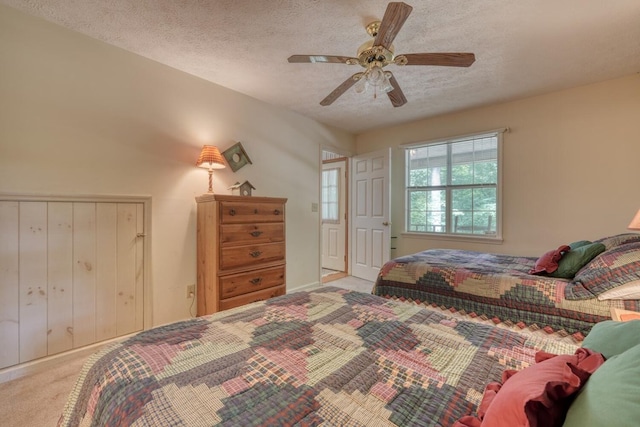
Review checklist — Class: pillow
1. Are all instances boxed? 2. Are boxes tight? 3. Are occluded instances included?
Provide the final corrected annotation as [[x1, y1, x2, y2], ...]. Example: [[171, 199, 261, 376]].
[[581, 319, 640, 359], [569, 242, 640, 297], [562, 343, 640, 427], [566, 240, 591, 250], [596, 280, 640, 300], [550, 242, 605, 279], [454, 348, 604, 427], [594, 233, 640, 250], [529, 245, 571, 275]]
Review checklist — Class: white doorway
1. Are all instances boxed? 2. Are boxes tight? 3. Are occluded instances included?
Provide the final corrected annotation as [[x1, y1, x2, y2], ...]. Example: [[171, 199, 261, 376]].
[[351, 148, 391, 282], [321, 152, 348, 282]]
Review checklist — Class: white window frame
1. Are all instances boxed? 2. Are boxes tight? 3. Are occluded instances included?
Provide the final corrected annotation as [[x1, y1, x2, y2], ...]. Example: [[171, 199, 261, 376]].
[[401, 128, 506, 242]]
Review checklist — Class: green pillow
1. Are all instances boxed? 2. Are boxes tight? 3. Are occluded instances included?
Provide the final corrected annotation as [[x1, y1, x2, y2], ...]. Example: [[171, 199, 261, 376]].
[[550, 242, 606, 279], [563, 343, 640, 427], [582, 320, 640, 359], [567, 240, 592, 250]]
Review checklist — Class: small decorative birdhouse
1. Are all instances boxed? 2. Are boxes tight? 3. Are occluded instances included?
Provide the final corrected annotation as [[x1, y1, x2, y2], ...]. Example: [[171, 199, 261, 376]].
[[228, 181, 256, 196]]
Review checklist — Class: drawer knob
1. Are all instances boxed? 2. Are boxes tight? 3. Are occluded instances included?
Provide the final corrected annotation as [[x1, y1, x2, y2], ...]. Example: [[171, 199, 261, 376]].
[[273, 209, 281, 215], [229, 209, 236, 216], [250, 250, 262, 258], [250, 231, 263, 237], [249, 277, 262, 285]]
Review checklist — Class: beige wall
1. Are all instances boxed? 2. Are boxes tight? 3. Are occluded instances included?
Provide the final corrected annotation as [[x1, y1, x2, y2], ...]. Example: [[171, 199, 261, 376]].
[[0, 6, 355, 326], [356, 74, 640, 257]]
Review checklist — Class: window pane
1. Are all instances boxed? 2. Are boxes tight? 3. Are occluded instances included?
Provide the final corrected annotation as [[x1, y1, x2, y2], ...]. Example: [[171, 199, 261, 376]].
[[473, 137, 498, 184], [321, 168, 339, 222], [408, 190, 446, 232], [451, 140, 474, 185], [408, 145, 447, 187], [452, 187, 496, 234]]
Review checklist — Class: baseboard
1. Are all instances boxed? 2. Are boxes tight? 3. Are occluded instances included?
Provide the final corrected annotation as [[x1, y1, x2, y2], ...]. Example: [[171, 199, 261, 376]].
[[287, 281, 321, 293], [0, 335, 130, 384]]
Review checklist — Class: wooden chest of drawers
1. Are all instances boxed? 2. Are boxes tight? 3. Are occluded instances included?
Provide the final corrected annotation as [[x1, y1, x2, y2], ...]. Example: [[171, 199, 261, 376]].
[[196, 194, 287, 315]]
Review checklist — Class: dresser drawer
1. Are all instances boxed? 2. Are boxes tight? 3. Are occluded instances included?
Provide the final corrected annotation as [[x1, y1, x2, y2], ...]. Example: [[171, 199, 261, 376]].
[[220, 242, 285, 270], [219, 285, 286, 311], [220, 223, 284, 246], [220, 201, 285, 224], [219, 266, 285, 299]]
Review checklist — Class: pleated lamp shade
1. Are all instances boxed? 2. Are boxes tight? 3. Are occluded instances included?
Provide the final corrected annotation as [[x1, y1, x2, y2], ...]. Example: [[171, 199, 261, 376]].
[[628, 209, 640, 230], [196, 145, 226, 170], [196, 145, 226, 193]]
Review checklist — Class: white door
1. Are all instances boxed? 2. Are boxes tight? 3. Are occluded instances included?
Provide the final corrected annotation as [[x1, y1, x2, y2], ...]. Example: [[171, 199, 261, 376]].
[[351, 148, 391, 282], [321, 159, 347, 272]]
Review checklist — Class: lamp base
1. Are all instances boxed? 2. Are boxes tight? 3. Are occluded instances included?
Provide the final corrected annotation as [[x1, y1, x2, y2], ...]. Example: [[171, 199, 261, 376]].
[[207, 168, 214, 193]]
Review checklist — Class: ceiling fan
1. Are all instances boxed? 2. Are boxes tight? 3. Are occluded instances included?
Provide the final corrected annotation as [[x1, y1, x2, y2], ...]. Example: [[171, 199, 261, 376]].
[[287, 2, 475, 107]]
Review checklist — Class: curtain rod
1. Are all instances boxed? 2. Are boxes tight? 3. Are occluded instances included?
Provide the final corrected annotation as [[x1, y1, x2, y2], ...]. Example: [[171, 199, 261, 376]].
[[399, 127, 509, 149]]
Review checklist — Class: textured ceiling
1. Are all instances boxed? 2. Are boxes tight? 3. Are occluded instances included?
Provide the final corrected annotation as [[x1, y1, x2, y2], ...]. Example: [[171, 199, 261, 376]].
[[2, 0, 640, 133]]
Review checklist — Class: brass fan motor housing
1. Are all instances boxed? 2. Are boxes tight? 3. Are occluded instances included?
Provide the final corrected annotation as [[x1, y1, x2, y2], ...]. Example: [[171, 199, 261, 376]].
[[344, 21, 396, 69]]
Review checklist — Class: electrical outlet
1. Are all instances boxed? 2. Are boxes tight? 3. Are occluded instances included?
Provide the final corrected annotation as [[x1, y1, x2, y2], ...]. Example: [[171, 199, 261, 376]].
[[186, 284, 195, 299]]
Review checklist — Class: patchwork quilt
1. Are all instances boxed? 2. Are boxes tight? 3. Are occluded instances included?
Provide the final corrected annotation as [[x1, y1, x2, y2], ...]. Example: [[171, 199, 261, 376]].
[[58, 287, 578, 427], [372, 249, 637, 340]]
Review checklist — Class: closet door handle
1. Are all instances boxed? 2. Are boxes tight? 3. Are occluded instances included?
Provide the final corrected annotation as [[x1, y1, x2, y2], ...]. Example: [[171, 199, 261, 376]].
[[250, 231, 263, 237], [249, 250, 262, 258]]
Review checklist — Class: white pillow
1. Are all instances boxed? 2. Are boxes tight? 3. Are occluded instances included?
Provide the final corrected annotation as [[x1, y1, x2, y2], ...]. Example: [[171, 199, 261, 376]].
[[597, 280, 640, 300]]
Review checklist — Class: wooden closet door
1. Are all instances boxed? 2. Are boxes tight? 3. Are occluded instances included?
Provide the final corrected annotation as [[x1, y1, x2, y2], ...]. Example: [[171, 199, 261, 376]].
[[0, 200, 145, 369]]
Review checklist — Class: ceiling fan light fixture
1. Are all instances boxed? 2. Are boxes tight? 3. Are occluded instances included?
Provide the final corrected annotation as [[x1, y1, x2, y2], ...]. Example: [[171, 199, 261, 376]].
[[354, 76, 368, 94], [381, 72, 394, 93], [368, 65, 386, 86]]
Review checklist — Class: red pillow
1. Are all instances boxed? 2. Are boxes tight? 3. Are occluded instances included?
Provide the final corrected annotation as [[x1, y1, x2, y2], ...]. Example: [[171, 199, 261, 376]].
[[529, 245, 571, 275], [454, 347, 604, 427]]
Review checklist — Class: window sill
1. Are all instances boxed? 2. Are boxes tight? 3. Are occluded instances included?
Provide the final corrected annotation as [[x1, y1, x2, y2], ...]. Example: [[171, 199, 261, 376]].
[[401, 232, 504, 245]]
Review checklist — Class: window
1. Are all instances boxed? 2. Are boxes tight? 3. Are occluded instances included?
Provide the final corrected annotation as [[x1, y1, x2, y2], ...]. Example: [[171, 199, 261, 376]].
[[321, 168, 340, 222], [405, 131, 502, 237]]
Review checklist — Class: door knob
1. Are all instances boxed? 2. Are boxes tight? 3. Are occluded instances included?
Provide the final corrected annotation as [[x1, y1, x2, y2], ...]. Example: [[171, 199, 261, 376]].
[[382, 221, 391, 226]]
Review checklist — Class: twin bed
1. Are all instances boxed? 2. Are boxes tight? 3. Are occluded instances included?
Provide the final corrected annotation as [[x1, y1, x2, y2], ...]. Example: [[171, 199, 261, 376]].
[[58, 233, 640, 426], [373, 233, 640, 340]]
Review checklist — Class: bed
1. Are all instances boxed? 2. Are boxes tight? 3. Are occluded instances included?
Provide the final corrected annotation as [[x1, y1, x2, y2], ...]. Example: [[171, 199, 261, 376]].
[[58, 286, 586, 427], [373, 233, 640, 340]]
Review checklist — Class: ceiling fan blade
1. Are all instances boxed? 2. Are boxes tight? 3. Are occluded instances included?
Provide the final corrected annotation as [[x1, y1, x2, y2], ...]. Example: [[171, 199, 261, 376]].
[[320, 73, 362, 106], [288, 55, 357, 64], [374, 2, 413, 50], [401, 53, 476, 67], [386, 72, 407, 107]]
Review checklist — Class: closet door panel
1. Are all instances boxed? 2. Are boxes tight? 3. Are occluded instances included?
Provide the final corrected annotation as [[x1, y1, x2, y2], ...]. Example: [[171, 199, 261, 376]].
[[72, 203, 97, 349], [116, 203, 139, 336], [19, 202, 48, 363], [47, 202, 74, 355], [96, 203, 117, 342], [0, 201, 19, 369]]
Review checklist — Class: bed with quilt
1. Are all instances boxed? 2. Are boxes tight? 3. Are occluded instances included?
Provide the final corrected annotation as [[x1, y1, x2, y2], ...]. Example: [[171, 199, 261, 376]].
[[373, 233, 640, 340], [57, 286, 615, 427]]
